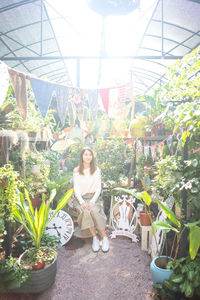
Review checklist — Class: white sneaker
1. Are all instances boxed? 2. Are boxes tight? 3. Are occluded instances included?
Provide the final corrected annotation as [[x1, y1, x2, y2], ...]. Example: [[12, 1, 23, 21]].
[[102, 236, 109, 252], [92, 236, 100, 252]]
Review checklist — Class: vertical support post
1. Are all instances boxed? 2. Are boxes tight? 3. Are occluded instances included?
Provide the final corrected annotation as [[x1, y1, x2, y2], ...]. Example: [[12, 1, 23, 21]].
[[0, 136, 11, 258], [128, 139, 135, 187], [76, 58, 80, 87], [40, 0, 43, 56], [161, 0, 164, 57], [179, 139, 188, 257]]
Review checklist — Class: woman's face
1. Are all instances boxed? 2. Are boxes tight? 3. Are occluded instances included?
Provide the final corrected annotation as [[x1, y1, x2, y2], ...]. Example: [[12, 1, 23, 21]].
[[82, 150, 93, 165]]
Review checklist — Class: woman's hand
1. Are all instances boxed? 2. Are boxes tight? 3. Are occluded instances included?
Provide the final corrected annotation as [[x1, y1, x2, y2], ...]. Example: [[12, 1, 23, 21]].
[[81, 202, 94, 210], [81, 202, 88, 209], [87, 202, 94, 210]]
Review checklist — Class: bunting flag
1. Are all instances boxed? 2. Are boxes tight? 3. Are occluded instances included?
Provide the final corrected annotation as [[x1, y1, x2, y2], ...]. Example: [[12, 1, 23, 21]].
[[144, 145, 150, 158], [151, 145, 156, 160], [167, 135, 173, 155], [126, 82, 135, 119], [88, 89, 99, 120], [159, 143, 164, 158], [136, 139, 143, 155], [30, 77, 55, 119], [118, 85, 126, 104], [8, 68, 28, 119], [99, 88, 110, 115], [0, 61, 9, 109], [55, 85, 69, 126]]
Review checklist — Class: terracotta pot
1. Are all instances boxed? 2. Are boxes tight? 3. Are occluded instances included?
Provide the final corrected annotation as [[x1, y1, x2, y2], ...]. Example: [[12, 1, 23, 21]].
[[32, 260, 45, 270], [64, 127, 71, 133], [53, 134, 59, 140], [31, 196, 39, 209], [139, 211, 152, 226]]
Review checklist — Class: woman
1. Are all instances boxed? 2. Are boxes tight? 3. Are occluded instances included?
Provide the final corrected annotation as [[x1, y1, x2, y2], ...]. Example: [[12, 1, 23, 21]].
[[73, 147, 109, 252]]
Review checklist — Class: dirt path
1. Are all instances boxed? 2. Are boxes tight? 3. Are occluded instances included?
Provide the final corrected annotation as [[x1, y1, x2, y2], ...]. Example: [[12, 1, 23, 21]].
[[2, 230, 153, 300]]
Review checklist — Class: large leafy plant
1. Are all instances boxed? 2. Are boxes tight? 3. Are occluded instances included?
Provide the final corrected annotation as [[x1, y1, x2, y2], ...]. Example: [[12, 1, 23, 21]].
[[152, 199, 200, 261], [12, 187, 73, 250], [164, 255, 200, 299]]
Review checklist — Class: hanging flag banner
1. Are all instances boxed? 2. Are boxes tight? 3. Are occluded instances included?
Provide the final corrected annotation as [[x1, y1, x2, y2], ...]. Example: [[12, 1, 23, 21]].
[[108, 88, 131, 120], [55, 85, 69, 126], [118, 84, 126, 104], [30, 77, 55, 119], [126, 82, 135, 119], [144, 145, 150, 157], [99, 88, 110, 115], [88, 89, 99, 120], [167, 135, 173, 155], [8, 68, 28, 119], [151, 145, 156, 161], [0, 61, 9, 109]]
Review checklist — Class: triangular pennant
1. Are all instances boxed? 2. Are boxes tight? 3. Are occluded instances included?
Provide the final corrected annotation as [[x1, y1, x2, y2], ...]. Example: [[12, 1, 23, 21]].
[[118, 85, 126, 104], [8, 68, 28, 119], [88, 89, 98, 120], [151, 145, 156, 160], [167, 135, 173, 155], [30, 77, 55, 119], [144, 145, 150, 157], [54, 85, 69, 126], [0, 62, 9, 109], [99, 88, 110, 115]]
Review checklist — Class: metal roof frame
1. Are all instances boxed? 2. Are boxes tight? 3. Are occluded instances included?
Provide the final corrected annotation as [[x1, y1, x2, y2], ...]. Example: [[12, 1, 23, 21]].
[[0, 0, 200, 94]]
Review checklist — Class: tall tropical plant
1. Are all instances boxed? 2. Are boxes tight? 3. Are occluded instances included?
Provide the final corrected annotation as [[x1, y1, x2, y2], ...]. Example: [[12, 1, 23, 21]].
[[12, 187, 73, 250]]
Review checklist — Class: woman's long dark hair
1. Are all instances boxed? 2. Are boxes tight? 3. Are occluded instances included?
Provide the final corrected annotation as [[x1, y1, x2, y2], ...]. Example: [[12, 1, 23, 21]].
[[78, 147, 96, 175]]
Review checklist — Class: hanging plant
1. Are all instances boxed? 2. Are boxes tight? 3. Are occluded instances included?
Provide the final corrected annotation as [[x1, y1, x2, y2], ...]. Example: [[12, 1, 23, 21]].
[[0, 164, 23, 220], [87, 0, 140, 16]]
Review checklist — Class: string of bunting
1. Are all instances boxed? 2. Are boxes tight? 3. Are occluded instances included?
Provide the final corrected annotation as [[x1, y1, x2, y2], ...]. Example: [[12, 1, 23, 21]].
[[135, 134, 178, 161], [0, 61, 135, 125]]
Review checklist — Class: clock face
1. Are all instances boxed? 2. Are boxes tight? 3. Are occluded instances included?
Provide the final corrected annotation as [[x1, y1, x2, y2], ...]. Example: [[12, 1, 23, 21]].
[[45, 209, 74, 246]]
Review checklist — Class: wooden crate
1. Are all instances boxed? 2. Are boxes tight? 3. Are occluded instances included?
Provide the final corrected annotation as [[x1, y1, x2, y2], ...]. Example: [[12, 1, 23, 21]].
[[141, 226, 152, 251]]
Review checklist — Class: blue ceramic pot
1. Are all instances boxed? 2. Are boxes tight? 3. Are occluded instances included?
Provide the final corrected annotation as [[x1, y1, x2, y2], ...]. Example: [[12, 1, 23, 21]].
[[150, 255, 174, 285]]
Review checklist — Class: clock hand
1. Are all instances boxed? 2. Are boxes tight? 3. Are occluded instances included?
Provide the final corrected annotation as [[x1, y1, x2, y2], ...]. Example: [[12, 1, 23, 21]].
[[46, 223, 62, 237]]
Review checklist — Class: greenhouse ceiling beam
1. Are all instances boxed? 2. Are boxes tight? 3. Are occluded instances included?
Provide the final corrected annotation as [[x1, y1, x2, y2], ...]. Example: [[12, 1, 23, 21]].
[[165, 31, 200, 56], [130, 65, 167, 79], [43, 2, 72, 86], [144, 73, 166, 94], [0, 0, 38, 13], [1, 55, 183, 61], [152, 19, 200, 36], [145, 34, 192, 51], [0, 38, 31, 73], [131, 71, 163, 84]]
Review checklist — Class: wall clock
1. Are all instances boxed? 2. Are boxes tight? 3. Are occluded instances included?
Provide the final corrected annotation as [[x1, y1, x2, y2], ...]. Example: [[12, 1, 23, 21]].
[[45, 209, 74, 246]]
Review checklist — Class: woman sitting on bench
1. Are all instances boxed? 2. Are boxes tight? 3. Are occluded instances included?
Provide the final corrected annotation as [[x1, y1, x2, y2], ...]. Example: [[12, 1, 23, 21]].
[[73, 147, 109, 252]]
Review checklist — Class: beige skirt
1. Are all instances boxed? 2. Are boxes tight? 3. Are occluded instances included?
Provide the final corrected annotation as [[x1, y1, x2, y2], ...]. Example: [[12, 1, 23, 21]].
[[73, 193, 107, 238]]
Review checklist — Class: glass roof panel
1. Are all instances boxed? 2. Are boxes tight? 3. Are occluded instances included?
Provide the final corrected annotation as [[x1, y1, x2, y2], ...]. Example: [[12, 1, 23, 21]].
[[0, 0, 200, 95]]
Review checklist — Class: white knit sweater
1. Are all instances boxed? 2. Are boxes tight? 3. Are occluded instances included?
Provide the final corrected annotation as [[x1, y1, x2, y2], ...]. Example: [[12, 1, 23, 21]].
[[73, 167, 101, 204]]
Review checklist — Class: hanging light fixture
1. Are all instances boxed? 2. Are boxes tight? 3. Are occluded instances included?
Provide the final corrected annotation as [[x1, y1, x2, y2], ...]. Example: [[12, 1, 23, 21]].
[[87, 0, 140, 16]]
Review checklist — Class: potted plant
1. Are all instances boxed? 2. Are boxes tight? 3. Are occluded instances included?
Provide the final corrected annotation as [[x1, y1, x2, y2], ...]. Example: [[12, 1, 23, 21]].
[[150, 198, 200, 285], [11, 186, 73, 293]]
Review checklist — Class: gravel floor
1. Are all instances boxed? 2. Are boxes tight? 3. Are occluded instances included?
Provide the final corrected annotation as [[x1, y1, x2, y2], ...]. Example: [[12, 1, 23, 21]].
[[1, 228, 153, 300]]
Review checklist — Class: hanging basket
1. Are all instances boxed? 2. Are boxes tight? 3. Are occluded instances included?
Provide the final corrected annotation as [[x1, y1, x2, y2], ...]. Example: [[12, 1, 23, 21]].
[[87, 0, 140, 16]]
